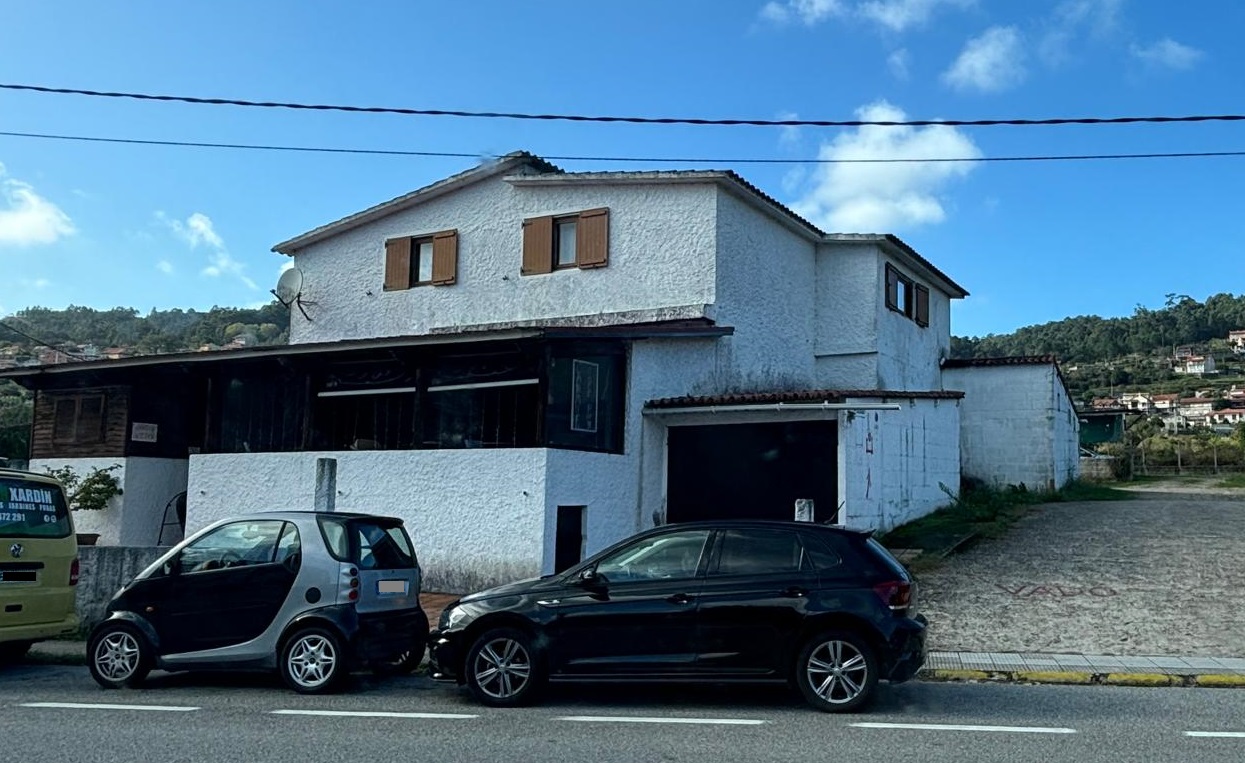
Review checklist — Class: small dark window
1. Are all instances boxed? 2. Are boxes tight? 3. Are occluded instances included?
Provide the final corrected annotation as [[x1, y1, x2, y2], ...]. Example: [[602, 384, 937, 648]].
[[51, 394, 106, 445], [714, 529, 810, 576], [555, 505, 586, 574], [412, 238, 435, 285], [546, 350, 625, 453]]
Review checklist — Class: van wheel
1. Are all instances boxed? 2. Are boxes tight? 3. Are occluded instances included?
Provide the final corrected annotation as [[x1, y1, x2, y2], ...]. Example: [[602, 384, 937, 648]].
[[794, 630, 879, 713], [464, 627, 545, 707], [0, 641, 32, 663], [88, 623, 153, 689], [280, 627, 347, 694]]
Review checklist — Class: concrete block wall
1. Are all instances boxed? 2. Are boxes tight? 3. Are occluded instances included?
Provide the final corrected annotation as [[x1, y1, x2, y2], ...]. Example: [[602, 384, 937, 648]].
[[74, 546, 165, 632]]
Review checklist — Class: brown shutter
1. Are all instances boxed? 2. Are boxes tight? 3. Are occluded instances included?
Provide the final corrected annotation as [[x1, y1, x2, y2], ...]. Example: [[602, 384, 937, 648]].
[[78, 395, 105, 443], [521, 216, 554, 275], [52, 398, 76, 443], [383, 237, 412, 291], [576, 208, 609, 269], [915, 285, 930, 327], [431, 230, 458, 285]]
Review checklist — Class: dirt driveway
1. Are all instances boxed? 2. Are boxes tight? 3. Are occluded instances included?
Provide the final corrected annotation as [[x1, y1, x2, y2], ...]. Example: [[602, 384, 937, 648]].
[[916, 481, 1245, 657]]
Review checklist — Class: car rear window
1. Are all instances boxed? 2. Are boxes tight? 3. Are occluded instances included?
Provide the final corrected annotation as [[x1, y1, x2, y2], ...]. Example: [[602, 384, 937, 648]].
[[318, 517, 418, 569], [865, 537, 911, 580], [0, 477, 72, 539]]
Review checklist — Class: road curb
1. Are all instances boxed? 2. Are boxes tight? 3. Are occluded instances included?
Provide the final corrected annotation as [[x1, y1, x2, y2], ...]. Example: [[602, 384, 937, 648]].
[[921, 668, 1245, 688]]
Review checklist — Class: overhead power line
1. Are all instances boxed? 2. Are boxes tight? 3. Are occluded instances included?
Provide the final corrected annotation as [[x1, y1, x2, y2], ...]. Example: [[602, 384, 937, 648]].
[[4, 129, 1245, 165], [3, 83, 1245, 129]]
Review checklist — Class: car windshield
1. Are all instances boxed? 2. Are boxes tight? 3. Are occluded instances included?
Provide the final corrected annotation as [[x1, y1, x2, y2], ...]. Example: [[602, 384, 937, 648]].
[[0, 477, 72, 539]]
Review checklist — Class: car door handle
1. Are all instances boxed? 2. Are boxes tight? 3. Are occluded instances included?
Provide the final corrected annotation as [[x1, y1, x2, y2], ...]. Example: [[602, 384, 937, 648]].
[[667, 593, 694, 605], [781, 587, 808, 598]]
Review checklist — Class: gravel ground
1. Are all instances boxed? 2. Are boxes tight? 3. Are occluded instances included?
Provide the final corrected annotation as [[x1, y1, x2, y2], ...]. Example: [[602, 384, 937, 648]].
[[916, 483, 1245, 657]]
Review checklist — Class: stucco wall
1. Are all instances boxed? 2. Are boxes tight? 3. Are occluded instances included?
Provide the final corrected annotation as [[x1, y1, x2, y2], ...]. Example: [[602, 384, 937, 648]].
[[1052, 373, 1082, 487], [814, 242, 880, 389], [943, 365, 1076, 491], [119, 458, 188, 547], [875, 255, 952, 391], [837, 397, 962, 533], [543, 449, 636, 570], [185, 450, 548, 593], [713, 189, 818, 391], [288, 175, 719, 344], [29, 457, 126, 545]]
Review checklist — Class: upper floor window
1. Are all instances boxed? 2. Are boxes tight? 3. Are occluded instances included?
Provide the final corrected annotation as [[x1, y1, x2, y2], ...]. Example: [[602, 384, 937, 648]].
[[52, 394, 106, 445], [885, 264, 930, 328], [384, 229, 458, 291], [522, 208, 609, 275]]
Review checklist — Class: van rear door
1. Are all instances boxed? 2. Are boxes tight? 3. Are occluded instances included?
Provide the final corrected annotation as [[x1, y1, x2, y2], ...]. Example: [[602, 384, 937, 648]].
[[0, 477, 76, 631]]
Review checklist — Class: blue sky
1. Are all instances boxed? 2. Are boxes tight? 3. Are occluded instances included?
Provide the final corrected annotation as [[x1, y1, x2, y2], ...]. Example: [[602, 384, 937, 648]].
[[1, 0, 1241, 338]]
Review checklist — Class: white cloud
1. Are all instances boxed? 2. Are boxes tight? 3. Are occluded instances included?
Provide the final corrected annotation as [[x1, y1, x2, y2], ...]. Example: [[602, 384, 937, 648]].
[[760, 0, 845, 25], [858, 0, 975, 33], [1039, 0, 1124, 66], [760, 0, 972, 30], [777, 111, 803, 148], [943, 26, 1027, 93], [19, 278, 51, 290], [888, 48, 911, 80], [0, 163, 76, 247], [160, 211, 257, 290], [788, 100, 983, 232], [1131, 38, 1203, 70], [157, 260, 174, 275]]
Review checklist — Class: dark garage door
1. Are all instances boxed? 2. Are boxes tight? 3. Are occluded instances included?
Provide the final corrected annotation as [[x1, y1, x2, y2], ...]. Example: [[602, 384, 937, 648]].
[[666, 420, 838, 524]]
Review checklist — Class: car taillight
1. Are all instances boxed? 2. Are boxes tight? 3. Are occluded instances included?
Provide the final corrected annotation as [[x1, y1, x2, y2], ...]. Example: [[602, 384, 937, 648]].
[[873, 581, 912, 612], [69, 558, 80, 586]]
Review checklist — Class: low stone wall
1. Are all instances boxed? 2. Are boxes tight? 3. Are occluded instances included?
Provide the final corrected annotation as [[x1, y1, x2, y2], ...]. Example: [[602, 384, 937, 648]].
[[1079, 456, 1118, 482], [75, 546, 166, 632]]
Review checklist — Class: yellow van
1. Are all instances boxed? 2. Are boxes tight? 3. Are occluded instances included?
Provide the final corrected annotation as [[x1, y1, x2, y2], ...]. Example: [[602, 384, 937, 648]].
[[0, 468, 80, 662]]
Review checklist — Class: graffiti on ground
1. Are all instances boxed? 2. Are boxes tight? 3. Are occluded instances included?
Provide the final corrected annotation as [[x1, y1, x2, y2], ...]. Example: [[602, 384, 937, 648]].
[[995, 584, 1119, 598]]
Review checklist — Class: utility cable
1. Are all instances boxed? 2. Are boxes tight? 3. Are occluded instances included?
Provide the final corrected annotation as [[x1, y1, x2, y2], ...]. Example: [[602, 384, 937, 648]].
[[3, 129, 1245, 165], [0, 321, 87, 360], [3, 83, 1245, 128]]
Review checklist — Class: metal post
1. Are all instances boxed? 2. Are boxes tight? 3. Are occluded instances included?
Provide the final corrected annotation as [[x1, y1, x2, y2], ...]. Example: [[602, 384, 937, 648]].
[[315, 457, 337, 512]]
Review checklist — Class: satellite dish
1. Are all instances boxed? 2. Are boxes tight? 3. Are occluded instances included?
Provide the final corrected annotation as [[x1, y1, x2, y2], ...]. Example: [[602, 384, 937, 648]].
[[271, 266, 314, 320]]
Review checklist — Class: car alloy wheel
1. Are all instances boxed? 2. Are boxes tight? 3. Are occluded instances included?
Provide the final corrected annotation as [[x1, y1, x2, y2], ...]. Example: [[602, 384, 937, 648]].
[[282, 628, 345, 694], [87, 623, 152, 689], [795, 630, 879, 713], [465, 627, 544, 707]]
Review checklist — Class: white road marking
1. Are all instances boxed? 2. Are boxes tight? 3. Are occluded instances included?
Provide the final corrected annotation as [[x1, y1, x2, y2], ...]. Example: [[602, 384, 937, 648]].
[[852, 722, 1076, 734], [271, 709, 478, 720], [557, 715, 765, 726], [1186, 731, 1245, 738], [20, 702, 199, 712]]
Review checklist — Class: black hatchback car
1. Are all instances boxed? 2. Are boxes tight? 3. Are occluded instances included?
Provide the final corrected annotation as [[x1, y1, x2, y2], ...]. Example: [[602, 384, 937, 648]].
[[429, 520, 926, 712]]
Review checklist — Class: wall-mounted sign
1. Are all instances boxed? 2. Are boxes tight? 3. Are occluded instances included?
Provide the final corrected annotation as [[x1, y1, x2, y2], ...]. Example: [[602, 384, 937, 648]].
[[131, 422, 159, 443]]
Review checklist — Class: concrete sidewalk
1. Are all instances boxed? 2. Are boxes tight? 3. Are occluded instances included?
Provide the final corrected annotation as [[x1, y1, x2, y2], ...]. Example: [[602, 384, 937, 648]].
[[26, 641, 1245, 688]]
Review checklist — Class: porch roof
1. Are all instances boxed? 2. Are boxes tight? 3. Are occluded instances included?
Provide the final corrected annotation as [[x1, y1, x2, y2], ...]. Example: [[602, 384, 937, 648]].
[[0, 318, 731, 386], [646, 388, 965, 410]]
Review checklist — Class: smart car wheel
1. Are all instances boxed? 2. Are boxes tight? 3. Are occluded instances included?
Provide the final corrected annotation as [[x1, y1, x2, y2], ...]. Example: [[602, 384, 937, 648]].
[[88, 623, 153, 689], [464, 627, 545, 708], [280, 627, 347, 694], [795, 630, 879, 713]]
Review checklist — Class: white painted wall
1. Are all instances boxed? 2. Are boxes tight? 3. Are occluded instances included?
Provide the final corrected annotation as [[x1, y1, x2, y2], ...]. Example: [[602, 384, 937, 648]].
[[875, 255, 952, 391], [543, 450, 635, 571], [1051, 374, 1081, 488], [28, 457, 126, 545], [836, 397, 962, 532], [943, 364, 1079, 492], [119, 458, 188, 547], [288, 175, 719, 344], [712, 190, 818, 391], [186, 450, 548, 592], [814, 242, 880, 389]]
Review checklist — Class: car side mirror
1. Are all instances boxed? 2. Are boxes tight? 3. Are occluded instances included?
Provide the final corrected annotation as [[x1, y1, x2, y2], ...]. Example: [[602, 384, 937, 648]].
[[162, 555, 182, 577], [577, 568, 604, 588]]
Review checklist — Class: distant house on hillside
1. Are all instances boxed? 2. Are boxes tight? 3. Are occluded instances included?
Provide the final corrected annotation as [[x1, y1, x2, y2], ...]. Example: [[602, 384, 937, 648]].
[[1230, 330, 1245, 354], [1152, 394, 1179, 411], [1120, 392, 1155, 412], [1174, 355, 1216, 375]]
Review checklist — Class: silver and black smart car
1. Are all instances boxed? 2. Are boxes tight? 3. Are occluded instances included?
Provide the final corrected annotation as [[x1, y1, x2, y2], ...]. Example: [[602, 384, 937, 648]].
[[86, 511, 428, 694]]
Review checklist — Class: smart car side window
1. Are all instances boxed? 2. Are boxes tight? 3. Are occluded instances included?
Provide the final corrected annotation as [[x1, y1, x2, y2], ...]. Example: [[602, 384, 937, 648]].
[[274, 522, 302, 569], [179, 521, 283, 574], [593, 530, 711, 584]]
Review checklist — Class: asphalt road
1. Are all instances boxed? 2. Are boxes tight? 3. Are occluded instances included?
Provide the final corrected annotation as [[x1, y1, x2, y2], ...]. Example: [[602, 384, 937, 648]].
[[2, 664, 1245, 763]]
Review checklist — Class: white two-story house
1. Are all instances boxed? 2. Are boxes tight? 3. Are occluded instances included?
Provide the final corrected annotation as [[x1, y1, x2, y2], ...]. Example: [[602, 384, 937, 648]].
[[3, 152, 1077, 591]]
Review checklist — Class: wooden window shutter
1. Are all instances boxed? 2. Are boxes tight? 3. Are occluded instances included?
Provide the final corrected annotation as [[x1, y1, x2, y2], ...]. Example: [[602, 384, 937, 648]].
[[383, 237, 412, 291], [78, 395, 105, 443], [885, 265, 900, 311], [576, 208, 610, 269], [522, 216, 554, 275], [915, 285, 930, 327], [431, 230, 458, 285], [52, 398, 76, 443]]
